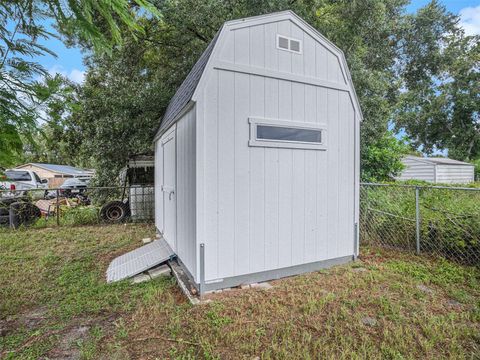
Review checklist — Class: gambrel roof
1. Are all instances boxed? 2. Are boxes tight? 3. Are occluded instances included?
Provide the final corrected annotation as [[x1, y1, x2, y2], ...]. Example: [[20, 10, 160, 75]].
[[156, 11, 362, 136], [158, 31, 220, 133]]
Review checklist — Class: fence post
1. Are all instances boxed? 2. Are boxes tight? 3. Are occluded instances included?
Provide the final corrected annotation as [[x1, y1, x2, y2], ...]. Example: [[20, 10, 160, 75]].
[[56, 189, 60, 226], [199, 243, 205, 299], [363, 186, 368, 232], [415, 187, 421, 254]]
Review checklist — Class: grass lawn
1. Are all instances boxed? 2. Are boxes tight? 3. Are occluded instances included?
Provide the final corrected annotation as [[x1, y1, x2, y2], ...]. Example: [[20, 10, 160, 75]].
[[0, 225, 479, 359]]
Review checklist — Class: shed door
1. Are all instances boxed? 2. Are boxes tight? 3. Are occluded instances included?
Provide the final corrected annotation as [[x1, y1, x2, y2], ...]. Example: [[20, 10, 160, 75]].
[[161, 129, 176, 251]]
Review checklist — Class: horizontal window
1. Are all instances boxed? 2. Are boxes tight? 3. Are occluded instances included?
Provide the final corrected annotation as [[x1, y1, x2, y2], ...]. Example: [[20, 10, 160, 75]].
[[257, 125, 322, 143], [249, 118, 326, 150]]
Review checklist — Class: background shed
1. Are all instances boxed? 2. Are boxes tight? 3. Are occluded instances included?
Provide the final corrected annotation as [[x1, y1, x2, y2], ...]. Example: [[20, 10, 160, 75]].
[[396, 156, 474, 184]]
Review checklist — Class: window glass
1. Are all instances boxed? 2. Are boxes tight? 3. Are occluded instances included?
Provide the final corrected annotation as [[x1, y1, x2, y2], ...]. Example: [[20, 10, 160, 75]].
[[33, 172, 42, 183], [5, 170, 32, 181], [257, 125, 322, 143]]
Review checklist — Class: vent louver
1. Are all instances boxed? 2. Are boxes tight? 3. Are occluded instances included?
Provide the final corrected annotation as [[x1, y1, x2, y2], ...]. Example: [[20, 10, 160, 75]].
[[290, 40, 300, 52], [277, 35, 302, 54], [278, 36, 289, 49]]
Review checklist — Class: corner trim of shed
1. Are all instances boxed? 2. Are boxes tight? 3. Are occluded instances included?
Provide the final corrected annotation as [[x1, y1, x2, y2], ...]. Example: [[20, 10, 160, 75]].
[[154, 101, 195, 142]]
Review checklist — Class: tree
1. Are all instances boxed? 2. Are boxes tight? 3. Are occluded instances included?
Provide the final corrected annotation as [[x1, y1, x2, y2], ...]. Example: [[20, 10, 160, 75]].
[[65, 33, 174, 184], [67, 0, 413, 183], [395, 1, 480, 161], [63, 0, 474, 183], [0, 0, 159, 167], [361, 132, 409, 182], [21, 74, 81, 165], [472, 158, 480, 181]]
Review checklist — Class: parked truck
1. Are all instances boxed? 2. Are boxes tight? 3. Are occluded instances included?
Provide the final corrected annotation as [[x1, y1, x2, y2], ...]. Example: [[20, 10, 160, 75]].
[[0, 169, 48, 193], [0, 169, 45, 227]]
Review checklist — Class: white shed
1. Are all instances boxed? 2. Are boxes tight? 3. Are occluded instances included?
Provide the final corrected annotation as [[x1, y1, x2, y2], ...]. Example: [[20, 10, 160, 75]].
[[153, 11, 362, 292], [396, 156, 474, 184]]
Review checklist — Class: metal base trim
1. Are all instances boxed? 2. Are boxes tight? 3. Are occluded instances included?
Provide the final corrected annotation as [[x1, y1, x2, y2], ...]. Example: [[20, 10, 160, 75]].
[[202, 255, 353, 292]]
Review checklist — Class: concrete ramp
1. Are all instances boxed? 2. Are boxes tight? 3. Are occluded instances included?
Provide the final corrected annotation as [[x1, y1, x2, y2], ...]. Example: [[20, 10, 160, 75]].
[[106, 239, 175, 283]]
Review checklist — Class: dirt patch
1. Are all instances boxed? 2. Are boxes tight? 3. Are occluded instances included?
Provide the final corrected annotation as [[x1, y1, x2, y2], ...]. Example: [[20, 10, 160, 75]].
[[22, 306, 49, 329], [45, 325, 90, 360], [1, 313, 121, 360], [0, 319, 11, 337], [0, 305, 49, 338]]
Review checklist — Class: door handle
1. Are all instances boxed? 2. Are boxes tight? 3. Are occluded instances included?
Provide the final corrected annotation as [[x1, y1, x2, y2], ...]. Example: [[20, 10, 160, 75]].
[[169, 190, 174, 200]]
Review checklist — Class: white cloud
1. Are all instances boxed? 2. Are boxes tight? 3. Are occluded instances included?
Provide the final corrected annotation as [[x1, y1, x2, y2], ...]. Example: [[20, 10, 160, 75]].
[[48, 65, 85, 84], [459, 5, 480, 36], [68, 68, 85, 83]]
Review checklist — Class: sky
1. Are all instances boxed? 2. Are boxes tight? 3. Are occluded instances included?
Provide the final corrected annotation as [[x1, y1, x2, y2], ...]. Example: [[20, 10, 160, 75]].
[[39, 1, 480, 85]]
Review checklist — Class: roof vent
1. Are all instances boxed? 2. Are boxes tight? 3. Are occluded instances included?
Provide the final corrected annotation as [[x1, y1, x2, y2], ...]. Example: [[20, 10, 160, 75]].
[[276, 35, 302, 54], [278, 36, 289, 50], [290, 39, 301, 52]]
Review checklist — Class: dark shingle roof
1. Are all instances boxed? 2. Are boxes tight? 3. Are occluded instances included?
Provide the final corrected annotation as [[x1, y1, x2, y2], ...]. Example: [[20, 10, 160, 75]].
[[158, 31, 220, 133]]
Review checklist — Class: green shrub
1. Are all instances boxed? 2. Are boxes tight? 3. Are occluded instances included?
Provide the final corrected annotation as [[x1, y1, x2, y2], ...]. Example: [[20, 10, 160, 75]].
[[61, 206, 100, 226], [471, 159, 480, 182]]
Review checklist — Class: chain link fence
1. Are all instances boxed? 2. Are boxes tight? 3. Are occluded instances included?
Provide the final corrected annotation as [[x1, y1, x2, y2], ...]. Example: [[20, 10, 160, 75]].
[[3, 180, 479, 265], [360, 183, 480, 265], [0, 185, 154, 229]]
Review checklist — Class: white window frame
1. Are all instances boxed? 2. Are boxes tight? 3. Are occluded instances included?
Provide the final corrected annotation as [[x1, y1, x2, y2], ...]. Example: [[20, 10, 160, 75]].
[[249, 118, 327, 150], [276, 34, 302, 54]]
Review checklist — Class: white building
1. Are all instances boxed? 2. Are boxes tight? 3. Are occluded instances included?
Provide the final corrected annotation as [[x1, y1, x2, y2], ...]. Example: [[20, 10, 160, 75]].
[[153, 11, 362, 292], [397, 156, 474, 184]]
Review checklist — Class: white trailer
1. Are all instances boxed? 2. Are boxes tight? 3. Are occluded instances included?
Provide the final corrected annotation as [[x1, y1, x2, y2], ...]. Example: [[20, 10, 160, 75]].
[[154, 11, 362, 292]]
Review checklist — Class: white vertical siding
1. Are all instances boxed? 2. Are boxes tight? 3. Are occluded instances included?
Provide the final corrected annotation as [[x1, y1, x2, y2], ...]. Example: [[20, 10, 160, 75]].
[[264, 76, 280, 270], [154, 140, 164, 233], [340, 91, 355, 255], [353, 103, 360, 256], [249, 25, 267, 275], [326, 88, 338, 260], [217, 70, 236, 278], [315, 87, 328, 261], [304, 85, 317, 263], [175, 108, 197, 279], [249, 75, 266, 273], [234, 72, 250, 275], [198, 18, 357, 282], [202, 70, 219, 281], [218, 20, 346, 85]]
